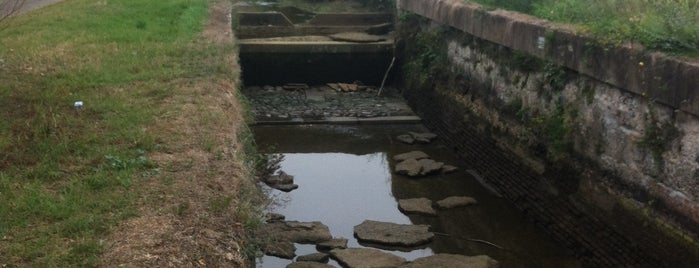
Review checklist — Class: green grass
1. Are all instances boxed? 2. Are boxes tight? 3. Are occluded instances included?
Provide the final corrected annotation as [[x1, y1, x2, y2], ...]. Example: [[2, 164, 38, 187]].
[[468, 0, 699, 55], [0, 0, 211, 266]]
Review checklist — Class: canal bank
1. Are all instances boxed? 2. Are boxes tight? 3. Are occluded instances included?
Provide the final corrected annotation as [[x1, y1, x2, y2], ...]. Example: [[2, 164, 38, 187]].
[[395, 0, 699, 266]]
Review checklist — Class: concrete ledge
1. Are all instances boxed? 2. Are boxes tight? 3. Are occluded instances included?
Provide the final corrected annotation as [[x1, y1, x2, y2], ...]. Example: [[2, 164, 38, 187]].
[[252, 116, 422, 125], [309, 13, 393, 26], [398, 0, 699, 117], [236, 25, 379, 39]]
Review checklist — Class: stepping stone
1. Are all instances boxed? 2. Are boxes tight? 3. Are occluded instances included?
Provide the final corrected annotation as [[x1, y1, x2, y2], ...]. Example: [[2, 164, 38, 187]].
[[393, 151, 429, 162], [265, 240, 296, 259], [354, 220, 433, 247], [317, 238, 348, 251], [417, 159, 444, 176], [441, 165, 458, 174], [331, 248, 406, 268], [287, 262, 335, 268], [400, 254, 498, 268], [296, 252, 330, 263], [398, 198, 436, 216], [397, 134, 415, 144], [395, 158, 422, 177], [408, 132, 437, 143], [436, 196, 478, 209], [258, 221, 333, 244], [274, 183, 299, 192]]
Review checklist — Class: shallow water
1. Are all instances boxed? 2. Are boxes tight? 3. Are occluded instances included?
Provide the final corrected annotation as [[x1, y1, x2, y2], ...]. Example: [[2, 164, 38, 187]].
[[254, 125, 581, 268]]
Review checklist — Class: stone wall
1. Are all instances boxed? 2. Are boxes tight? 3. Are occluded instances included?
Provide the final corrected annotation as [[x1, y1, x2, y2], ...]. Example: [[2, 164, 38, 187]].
[[396, 0, 699, 265]]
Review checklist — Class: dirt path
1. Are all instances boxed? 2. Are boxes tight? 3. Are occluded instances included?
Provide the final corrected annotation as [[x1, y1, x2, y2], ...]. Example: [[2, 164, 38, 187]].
[[98, 1, 257, 267], [1, 0, 63, 17]]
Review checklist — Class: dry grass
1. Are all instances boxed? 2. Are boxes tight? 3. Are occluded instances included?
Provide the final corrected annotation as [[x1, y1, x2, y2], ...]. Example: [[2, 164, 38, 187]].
[[97, 1, 261, 267]]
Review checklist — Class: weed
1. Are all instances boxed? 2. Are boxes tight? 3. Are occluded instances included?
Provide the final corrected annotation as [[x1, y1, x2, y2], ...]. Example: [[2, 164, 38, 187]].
[[638, 110, 680, 172], [209, 196, 233, 215], [543, 62, 569, 91]]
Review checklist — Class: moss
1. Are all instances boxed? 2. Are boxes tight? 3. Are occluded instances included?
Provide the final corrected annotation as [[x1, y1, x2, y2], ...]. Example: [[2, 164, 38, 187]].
[[618, 197, 699, 251]]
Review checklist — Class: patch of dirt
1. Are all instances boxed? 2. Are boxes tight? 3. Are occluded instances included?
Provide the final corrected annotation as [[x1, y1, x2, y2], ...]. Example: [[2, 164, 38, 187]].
[[99, 1, 256, 267]]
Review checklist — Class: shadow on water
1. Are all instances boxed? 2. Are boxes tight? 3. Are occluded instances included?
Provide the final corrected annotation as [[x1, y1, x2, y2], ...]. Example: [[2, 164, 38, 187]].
[[253, 125, 582, 268]]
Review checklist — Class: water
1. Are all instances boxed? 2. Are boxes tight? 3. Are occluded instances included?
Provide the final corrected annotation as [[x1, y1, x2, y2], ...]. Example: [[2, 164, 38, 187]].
[[254, 125, 581, 268]]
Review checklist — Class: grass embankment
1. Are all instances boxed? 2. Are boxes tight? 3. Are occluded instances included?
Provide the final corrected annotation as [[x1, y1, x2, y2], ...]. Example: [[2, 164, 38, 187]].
[[469, 0, 699, 56], [1, 0, 261, 266]]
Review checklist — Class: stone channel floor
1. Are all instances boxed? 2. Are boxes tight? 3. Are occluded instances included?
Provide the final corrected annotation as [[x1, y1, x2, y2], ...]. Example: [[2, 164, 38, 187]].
[[242, 84, 419, 124]]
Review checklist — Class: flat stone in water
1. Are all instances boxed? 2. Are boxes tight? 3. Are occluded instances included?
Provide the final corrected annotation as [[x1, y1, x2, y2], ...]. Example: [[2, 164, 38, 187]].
[[441, 165, 458, 174], [258, 221, 333, 244], [393, 151, 429, 162], [408, 132, 438, 144], [436, 196, 478, 209], [398, 198, 436, 216], [400, 254, 498, 268], [417, 159, 444, 176], [354, 220, 433, 247], [287, 261, 335, 268], [265, 240, 296, 259], [331, 248, 407, 268], [397, 134, 415, 144], [296, 252, 330, 263], [316, 238, 348, 251], [395, 158, 422, 177], [273, 183, 299, 192]]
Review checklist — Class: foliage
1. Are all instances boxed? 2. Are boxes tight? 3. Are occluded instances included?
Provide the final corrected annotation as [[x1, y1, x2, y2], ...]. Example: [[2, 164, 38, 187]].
[[0, 0, 210, 265], [402, 27, 450, 90], [467, 0, 699, 54]]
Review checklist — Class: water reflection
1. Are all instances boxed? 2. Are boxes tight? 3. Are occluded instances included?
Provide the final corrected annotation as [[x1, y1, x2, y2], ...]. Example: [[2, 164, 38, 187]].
[[254, 125, 580, 268]]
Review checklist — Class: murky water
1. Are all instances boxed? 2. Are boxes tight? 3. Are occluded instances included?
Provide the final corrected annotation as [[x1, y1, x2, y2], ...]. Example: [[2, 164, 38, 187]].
[[254, 125, 581, 268]]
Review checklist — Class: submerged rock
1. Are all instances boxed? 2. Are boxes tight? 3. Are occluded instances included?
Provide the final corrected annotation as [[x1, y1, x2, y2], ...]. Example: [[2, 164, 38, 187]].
[[400, 254, 498, 268], [354, 220, 433, 247], [436, 196, 478, 209], [398, 198, 436, 216], [331, 248, 406, 268], [393, 151, 429, 162]]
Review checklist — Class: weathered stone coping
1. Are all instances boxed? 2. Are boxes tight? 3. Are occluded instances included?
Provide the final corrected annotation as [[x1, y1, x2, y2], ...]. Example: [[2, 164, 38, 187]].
[[238, 40, 393, 53], [398, 0, 699, 117], [251, 116, 422, 125]]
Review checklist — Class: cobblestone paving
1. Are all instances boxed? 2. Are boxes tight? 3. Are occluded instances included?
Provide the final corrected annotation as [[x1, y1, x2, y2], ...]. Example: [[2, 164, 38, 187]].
[[242, 85, 416, 123]]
